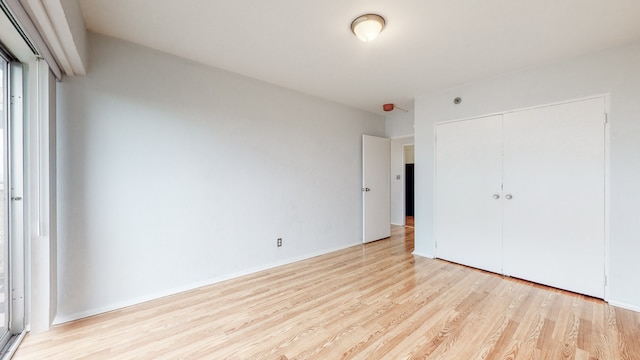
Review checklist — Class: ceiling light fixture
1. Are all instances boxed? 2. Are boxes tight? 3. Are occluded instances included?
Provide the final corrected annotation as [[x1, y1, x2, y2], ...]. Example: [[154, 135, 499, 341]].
[[351, 14, 385, 42]]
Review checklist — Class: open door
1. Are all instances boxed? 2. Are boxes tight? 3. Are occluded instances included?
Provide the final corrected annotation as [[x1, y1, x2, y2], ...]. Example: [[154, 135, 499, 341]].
[[362, 135, 390, 243]]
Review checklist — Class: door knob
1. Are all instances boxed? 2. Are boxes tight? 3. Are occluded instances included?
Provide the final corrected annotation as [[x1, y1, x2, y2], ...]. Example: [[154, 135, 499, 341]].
[[492, 194, 500, 199], [505, 194, 513, 200]]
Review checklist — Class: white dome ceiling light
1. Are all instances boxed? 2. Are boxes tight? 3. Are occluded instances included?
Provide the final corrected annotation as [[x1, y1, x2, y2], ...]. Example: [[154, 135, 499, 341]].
[[350, 14, 385, 42]]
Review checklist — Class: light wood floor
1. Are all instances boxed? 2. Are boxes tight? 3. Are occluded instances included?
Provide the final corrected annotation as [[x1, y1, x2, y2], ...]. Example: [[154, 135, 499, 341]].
[[406, 216, 414, 228], [15, 226, 640, 359]]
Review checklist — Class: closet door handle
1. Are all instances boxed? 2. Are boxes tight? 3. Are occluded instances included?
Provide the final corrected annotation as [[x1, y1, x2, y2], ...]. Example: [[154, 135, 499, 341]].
[[492, 194, 500, 199], [505, 194, 513, 200]]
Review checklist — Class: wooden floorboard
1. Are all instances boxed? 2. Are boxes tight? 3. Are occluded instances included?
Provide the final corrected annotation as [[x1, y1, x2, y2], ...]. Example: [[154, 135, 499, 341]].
[[14, 226, 640, 359]]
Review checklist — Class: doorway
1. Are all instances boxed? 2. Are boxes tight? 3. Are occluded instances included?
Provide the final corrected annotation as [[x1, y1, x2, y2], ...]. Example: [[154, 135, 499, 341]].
[[403, 145, 414, 228]]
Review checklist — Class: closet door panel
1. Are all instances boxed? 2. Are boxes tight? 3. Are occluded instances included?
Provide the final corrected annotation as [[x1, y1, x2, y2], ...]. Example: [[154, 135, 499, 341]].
[[436, 116, 503, 273], [502, 98, 605, 298]]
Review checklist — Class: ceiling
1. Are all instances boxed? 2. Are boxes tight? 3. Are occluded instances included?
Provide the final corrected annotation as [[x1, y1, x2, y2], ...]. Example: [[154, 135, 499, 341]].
[[77, 0, 640, 114]]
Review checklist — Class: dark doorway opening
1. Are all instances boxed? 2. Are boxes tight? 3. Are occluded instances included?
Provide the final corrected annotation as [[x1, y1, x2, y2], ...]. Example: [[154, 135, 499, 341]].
[[405, 164, 414, 217]]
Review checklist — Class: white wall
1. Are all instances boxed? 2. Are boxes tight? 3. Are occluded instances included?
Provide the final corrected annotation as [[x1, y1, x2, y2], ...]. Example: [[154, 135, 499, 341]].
[[414, 40, 640, 310], [385, 106, 414, 138], [55, 33, 385, 322], [390, 137, 414, 225]]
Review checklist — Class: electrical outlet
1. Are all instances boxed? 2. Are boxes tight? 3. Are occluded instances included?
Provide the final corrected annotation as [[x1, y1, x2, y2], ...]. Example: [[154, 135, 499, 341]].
[[277, 238, 282, 247]]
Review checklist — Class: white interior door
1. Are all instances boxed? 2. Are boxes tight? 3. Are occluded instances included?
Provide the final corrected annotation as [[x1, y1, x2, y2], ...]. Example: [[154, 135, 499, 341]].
[[435, 116, 503, 273], [362, 135, 390, 243], [502, 98, 605, 298]]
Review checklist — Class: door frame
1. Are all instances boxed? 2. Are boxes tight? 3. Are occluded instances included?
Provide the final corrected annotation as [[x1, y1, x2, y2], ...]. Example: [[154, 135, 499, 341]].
[[433, 94, 610, 300], [401, 143, 414, 225]]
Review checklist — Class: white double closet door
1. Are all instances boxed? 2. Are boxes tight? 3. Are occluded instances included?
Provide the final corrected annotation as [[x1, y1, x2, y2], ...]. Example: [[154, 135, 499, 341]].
[[436, 97, 606, 298]]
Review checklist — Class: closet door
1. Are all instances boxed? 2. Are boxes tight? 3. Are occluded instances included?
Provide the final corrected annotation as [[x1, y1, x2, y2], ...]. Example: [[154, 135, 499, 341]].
[[436, 115, 503, 273], [502, 98, 605, 298]]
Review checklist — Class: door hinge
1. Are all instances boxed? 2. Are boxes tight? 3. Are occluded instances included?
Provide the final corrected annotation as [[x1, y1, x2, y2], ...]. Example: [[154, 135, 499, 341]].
[[604, 113, 608, 124]]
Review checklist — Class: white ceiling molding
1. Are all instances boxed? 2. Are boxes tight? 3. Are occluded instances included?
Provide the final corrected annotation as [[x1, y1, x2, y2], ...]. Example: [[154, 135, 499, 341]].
[[21, 0, 86, 76]]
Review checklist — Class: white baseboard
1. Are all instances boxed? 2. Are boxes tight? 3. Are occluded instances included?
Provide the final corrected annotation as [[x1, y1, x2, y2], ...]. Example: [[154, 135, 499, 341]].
[[608, 299, 640, 313], [53, 241, 361, 325], [412, 251, 435, 259]]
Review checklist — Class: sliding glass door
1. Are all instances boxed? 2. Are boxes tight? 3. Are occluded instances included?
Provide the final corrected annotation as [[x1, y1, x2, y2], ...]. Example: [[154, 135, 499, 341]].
[[0, 50, 25, 352], [0, 51, 10, 350]]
